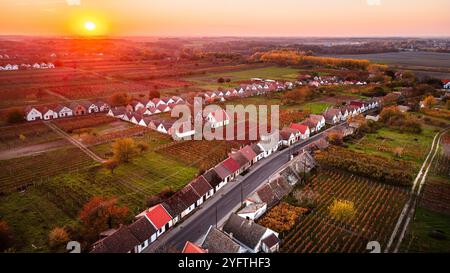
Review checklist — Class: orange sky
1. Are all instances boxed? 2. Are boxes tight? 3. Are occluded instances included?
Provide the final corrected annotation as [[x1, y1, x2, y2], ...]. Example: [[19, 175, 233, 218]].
[[1, 0, 450, 37]]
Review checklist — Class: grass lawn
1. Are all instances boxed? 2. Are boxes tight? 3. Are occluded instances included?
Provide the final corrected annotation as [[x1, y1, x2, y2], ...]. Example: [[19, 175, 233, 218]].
[[347, 126, 437, 168], [300, 102, 331, 114], [91, 129, 173, 158], [186, 66, 300, 90], [0, 188, 76, 252], [402, 207, 450, 252]]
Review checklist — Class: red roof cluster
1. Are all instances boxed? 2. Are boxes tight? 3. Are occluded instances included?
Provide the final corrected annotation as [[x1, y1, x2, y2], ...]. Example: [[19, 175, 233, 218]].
[[290, 123, 309, 134], [222, 157, 241, 173], [145, 204, 172, 230], [182, 241, 207, 253]]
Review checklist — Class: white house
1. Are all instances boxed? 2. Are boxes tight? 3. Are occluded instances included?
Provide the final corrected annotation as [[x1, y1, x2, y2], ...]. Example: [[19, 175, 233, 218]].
[[237, 203, 267, 221], [157, 104, 171, 113], [55, 105, 73, 118], [189, 176, 214, 207], [206, 109, 230, 128], [309, 114, 326, 131], [87, 103, 99, 113], [95, 101, 110, 112], [443, 80, 450, 89], [25, 106, 43, 121], [340, 108, 349, 121], [258, 131, 282, 157], [280, 129, 297, 147], [290, 123, 311, 140], [223, 214, 280, 253], [41, 107, 58, 120]]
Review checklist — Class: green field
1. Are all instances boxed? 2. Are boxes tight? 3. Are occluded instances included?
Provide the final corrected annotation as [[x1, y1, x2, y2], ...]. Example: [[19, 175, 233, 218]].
[[402, 207, 450, 252], [300, 102, 332, 114], [185, 66, 301, 90], [347, 126, 437, 168]]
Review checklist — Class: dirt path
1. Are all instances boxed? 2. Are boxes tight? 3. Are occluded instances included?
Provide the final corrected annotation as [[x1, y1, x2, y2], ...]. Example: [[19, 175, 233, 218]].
[[43, 88, 71, 102], [0, 139, 70, 160], [44, 121, 106, 163], [385, 127, 449, 253]]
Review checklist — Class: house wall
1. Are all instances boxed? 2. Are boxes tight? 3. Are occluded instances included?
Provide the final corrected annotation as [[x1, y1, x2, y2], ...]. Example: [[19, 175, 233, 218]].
[[181, 204, 195, 218], [27, 110, 42, 121]]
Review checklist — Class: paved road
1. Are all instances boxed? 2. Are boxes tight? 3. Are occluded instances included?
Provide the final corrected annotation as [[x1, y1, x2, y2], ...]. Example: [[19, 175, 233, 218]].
[[144, 123, 344, 252]]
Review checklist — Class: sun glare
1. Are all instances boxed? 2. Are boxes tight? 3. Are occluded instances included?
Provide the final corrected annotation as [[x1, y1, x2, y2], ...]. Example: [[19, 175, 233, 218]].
[[84, 21, 96, 31]]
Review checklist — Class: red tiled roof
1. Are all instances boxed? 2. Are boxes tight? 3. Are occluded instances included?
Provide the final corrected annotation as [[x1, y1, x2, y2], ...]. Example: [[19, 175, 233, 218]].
[[222, 157, 241, 173], [239, 145, 257, 162], [145, 204, 172, 230], [182, 241, 207, 253], [350, 101, 364, 108], [157, 104, 169, 111], [290, 123, 309, 134]]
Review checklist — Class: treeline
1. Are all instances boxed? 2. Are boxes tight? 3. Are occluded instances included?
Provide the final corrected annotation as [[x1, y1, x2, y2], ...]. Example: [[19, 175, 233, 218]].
[[380, 107, 422, 134], [251, 50, 370, 70], [293, 43, 399, 55], [315, 146, 414, 187]]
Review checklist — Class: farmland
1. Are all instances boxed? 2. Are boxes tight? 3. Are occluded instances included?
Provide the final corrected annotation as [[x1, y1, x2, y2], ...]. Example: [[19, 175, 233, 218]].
[[346, 126, 438, 168], [280, 170, 408, 253], [156, 140, 246, 171], [0, 145, 198, 252], [327, 52, 450, 78], [401, 132, 450, 252], [185, 66, 301, 90]]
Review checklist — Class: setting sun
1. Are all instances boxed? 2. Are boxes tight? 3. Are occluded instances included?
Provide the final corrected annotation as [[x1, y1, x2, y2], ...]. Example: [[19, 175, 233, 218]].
[[85, 21, 96, 31]]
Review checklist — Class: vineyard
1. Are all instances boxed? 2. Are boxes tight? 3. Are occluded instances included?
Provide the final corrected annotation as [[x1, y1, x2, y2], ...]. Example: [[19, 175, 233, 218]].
[[0, 147, 95, 194], [315, 146, 415, 186], [0, 149, 198, 251], [420, 134, 450, 215], [281, 170, 408, 253], [156, 140, 246, 171], [0, 122, 61, 150], [47, 82, 151, 100], [53, 114, 116, 133]]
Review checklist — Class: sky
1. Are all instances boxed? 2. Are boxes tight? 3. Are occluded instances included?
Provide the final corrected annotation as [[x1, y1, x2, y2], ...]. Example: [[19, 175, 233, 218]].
[[1, 0, 450, 37]]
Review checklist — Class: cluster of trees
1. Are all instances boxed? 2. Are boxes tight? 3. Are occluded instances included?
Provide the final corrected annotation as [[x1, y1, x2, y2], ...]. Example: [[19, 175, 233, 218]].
[[0, 220, 13, 252], [380, 107, 422, 134], [257, 202, 308, 234], [253, 50, 371, 70], [361, 86, 388, 97], [5, 108, 25, 124], [110, 92, 131, 107], [328, 199, 356, 223], [315, 146, 414, 187], [217, 77, 231, 83], [281, 87, 314, 105], [422, 95, 438, 109], [327, 132, 344, 146], [78, 196, 130, 248], [110, 90, 161, 107], [103, 138, 147, 174]]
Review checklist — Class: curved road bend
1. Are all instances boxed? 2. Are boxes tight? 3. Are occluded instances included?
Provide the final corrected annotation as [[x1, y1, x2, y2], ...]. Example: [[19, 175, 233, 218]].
[[144, 123, 345, 252]]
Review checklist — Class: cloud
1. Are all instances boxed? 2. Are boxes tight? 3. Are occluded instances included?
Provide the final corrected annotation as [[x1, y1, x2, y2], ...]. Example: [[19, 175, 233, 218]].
[[66, 0, 81, 6], [366, 0, 381, 6]]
